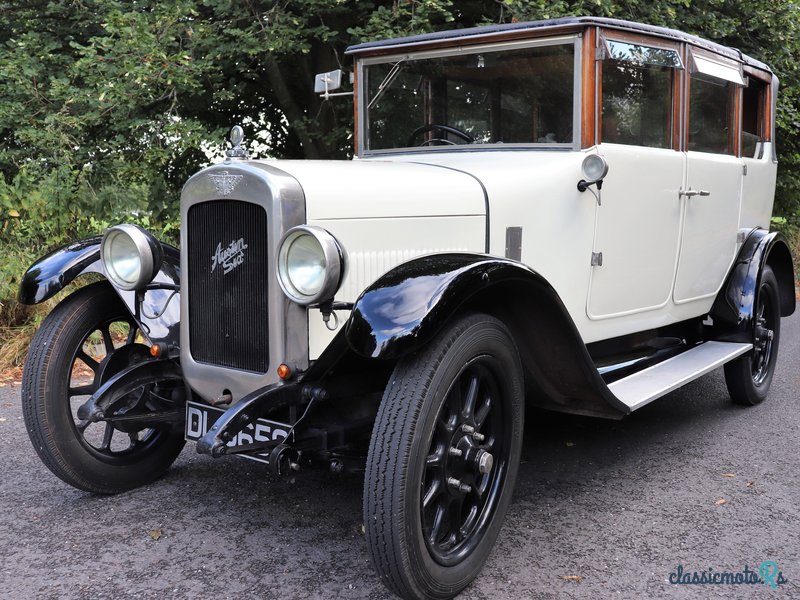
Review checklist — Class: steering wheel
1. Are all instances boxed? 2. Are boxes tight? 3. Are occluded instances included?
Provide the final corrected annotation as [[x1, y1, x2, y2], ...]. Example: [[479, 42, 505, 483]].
[[406, 124, 474, 147]]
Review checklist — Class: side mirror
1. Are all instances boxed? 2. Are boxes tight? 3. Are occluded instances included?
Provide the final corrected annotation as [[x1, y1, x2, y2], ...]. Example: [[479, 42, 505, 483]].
[[577, 154, 609, 192], [314, 69, 344, 93], [314, 69, 354, 100]]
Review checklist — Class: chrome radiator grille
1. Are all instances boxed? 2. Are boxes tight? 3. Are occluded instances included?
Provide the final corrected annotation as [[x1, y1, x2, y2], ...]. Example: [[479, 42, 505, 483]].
[[187, 200, 269, 373]]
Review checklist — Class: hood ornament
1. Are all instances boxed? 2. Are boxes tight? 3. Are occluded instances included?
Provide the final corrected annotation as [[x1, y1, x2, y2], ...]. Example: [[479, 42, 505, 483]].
[[226, 125, 248, 160]]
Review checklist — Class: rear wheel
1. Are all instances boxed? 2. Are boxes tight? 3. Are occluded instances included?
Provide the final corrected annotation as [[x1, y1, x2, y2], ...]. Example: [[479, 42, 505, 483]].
[[364, 314, 524, 600], [724, 265, 781, 405], [22, 282, 185, 493]]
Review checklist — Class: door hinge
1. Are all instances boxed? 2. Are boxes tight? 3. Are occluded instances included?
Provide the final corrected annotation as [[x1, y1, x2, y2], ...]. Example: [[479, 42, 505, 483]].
[[591, 252, 603, 266], [743, 163, 748, 176]]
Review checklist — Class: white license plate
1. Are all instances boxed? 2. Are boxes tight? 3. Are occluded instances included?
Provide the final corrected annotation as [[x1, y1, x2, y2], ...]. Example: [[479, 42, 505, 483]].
[[185, 401, 291, 464]]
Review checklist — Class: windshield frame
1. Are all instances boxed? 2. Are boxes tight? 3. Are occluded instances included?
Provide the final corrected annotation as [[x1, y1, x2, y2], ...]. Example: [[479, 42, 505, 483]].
[[356, 34, 583, 156]]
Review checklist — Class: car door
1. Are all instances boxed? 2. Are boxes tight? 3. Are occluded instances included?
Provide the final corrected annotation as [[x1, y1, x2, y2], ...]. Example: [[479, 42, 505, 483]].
[[587, 36, 685, 319], [674, 49, 745, 303]]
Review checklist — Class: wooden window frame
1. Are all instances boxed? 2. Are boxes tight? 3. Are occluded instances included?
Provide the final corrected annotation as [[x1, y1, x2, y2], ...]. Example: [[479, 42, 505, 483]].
[[590, 28, 683, 151]]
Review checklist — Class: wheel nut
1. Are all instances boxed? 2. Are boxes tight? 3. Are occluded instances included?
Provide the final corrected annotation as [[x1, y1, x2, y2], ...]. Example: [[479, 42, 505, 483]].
[[476, 450, 494, 475], [448, 447, 463, 457], [472, 432, 485, 442], [461, 424, 475, 434], [447, 477, 472, 494]]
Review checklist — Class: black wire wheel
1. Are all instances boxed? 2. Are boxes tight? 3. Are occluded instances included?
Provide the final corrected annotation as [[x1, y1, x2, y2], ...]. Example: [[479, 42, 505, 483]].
[[724, 265, 781, 405], [364, 313, 524, 600], [21, 282, 185, 493]]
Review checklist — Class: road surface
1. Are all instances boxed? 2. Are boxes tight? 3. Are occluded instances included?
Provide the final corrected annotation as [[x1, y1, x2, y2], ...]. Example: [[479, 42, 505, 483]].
[[1, 310, 798, 599]]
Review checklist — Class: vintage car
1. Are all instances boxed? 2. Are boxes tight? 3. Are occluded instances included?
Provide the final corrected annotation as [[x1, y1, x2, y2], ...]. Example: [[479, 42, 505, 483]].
[[18, 16, 795, 600]]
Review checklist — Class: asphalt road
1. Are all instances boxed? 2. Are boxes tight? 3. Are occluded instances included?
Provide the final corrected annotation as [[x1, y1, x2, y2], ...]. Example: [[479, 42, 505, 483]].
[[1, 310, 798, 600]]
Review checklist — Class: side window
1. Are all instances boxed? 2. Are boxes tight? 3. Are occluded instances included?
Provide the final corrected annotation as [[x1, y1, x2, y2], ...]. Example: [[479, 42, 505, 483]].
[[688, 77, 735, 154], [741, 77, 768, 158], [687, 50, 743, 155], [601, 40, 679, 148]]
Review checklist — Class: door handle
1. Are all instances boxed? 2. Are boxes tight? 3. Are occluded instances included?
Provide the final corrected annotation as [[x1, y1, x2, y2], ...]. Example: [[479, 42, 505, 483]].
[[679, 188, 711, 198]]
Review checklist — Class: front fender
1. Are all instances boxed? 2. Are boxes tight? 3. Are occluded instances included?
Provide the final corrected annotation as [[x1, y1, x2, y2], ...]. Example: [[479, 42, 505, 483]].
[[344, 253, 629, 419], [711, 229, 796, 341], [346, 254, 530, 359], [18, 236, 181, 346]]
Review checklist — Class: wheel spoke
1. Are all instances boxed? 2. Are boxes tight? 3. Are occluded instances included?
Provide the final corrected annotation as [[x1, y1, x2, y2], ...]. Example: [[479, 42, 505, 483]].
[[435, 415, 454, 438], [428, 499, 449, 545], [448, 496, 464, 544], [76, 419, 91, 432], [462, 373, 479, 419], [475, 396, 491, 428], [460, 503, 479, 538], [475, 474, 490, 497], [426, 447, 443, 468], [69, 384, 96, 397], [422, 478, 442, 510], [101, 326, 115, 355], [100, 422, 114, 450], [76, 350, 99, 373]]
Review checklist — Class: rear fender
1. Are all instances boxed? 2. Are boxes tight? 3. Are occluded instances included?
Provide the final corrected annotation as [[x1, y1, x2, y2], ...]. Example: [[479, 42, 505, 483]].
[[17, 237, 181, 347], [345, 253, 628, 419], [711, 229, 795, 341]]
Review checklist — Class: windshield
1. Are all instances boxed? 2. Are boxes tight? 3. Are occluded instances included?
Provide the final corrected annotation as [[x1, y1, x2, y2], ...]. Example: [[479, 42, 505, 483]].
[[363, 40, 576, 151]]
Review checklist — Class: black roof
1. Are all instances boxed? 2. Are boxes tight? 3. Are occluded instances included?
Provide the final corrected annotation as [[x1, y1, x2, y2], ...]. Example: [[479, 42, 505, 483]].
[[345, 16, 770, 71]]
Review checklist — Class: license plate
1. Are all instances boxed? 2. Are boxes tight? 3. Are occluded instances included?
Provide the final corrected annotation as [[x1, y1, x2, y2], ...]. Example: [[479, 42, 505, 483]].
[[185, 401, 291, 464]]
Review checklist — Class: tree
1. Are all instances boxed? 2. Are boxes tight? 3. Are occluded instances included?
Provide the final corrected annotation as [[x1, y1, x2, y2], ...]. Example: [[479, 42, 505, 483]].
[[0, 0, 798, 232]]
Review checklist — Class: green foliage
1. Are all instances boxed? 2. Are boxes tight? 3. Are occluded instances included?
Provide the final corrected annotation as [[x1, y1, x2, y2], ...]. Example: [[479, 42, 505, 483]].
[[0, 0, 799, 338]]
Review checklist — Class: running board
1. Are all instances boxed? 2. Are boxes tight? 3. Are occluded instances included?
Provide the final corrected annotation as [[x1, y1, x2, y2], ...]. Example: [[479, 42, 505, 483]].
[[608, 341, 752, 412]]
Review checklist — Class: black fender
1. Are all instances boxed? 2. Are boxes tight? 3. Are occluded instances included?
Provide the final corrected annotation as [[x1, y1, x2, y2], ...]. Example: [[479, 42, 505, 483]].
[[345, 253, 629, 419], [17, 236, 181, 346], [711, 229, 795, 341]]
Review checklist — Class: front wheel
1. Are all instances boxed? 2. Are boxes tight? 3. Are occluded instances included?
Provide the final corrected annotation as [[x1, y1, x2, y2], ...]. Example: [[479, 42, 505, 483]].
[[364, 313, 524, 600], [724, 265, 781, 405], [21, 282, 185, 494]]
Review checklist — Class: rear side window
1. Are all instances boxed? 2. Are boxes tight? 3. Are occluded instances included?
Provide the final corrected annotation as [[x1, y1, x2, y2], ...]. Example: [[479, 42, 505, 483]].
[[688, 76, 735, 154], [601, 40, 679, 149], [687, 50, 742, 155], [741, 77, 769, 158]]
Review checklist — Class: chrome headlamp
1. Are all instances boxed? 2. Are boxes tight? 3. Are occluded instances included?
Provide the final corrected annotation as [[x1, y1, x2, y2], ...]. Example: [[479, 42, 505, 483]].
[[277, 226, 345, 305], [100, 224, 163, 291]]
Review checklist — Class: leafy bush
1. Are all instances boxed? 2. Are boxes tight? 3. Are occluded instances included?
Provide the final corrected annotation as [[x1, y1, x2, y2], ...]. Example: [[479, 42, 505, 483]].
[[0, 162, 177, 368]]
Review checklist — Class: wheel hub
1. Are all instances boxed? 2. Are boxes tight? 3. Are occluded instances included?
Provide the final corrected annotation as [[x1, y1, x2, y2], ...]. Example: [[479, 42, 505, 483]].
[[443, 426, 490, 492], [475, 449, 493, 475]]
